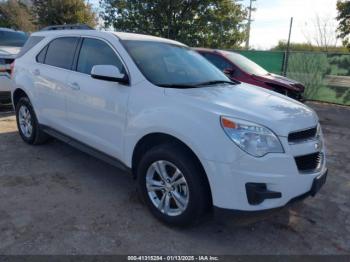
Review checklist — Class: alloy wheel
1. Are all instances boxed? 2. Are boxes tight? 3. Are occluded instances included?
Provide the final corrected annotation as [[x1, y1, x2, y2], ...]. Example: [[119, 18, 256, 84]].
[[18, 105, 33, 138], [146, 160, 189, 216]]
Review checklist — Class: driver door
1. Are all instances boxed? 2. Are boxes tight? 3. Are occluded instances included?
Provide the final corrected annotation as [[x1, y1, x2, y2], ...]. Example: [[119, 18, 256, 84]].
[[65, 37, 130, 159]]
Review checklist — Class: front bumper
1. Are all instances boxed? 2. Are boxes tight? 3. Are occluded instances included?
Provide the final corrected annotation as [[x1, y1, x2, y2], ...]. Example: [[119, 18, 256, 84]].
[[202, 137, 327, 211], [214, 169, 327, 216]]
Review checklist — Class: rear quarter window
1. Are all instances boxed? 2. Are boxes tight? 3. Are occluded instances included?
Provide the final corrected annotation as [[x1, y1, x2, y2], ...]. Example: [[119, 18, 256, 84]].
[[36, 45, 48, 63]]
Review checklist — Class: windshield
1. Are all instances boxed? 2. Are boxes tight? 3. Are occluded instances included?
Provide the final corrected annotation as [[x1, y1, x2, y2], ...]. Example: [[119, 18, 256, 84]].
[[122, 40, 230, 87], [0, 30, 28, 47], [223, 51, 268, 76]]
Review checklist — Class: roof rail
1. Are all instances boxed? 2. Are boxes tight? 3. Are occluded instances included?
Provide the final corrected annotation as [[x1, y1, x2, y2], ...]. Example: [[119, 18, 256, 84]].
[[40, 24, 94, 31]]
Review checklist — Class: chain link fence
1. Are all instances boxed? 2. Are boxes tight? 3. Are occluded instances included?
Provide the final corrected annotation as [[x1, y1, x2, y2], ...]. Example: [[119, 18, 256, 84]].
[[235, 50, 350, 106]]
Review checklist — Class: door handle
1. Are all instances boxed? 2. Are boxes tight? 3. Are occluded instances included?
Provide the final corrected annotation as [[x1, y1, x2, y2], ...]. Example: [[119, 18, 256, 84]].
[[33, 69, 40, 76], [69, 82, 80, 91]]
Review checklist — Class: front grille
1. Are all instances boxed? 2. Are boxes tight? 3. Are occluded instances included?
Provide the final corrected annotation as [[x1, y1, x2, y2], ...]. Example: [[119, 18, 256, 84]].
[[295, 152, 322, 173], [288, 127, 317, 143]]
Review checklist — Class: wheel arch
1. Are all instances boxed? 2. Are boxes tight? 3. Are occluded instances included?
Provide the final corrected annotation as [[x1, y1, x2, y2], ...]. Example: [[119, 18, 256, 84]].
[[12, 88, 29, 108], [131, 132, 213, 206]]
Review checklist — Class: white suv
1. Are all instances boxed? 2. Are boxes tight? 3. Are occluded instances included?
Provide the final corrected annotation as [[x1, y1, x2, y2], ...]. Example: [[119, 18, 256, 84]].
[[12, 28, 327, 226]]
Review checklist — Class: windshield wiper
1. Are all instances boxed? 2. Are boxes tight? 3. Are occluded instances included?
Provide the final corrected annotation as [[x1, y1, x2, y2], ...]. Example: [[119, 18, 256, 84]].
[[158, 83, 198, 89], [158, 80, 239, 89], [195, 80, 239, 87]]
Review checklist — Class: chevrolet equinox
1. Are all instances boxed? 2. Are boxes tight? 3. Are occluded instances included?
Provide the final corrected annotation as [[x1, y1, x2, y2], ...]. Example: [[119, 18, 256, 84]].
[[11, 28, 327, 226]]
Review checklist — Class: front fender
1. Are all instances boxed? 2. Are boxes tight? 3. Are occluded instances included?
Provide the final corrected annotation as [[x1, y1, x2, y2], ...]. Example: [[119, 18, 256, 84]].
[[123, 85, 239, 167]]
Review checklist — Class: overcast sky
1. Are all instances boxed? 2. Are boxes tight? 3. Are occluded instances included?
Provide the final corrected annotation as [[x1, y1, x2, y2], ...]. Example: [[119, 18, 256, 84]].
[[90, 0, 340, 50], [241, 0, 339, 49]]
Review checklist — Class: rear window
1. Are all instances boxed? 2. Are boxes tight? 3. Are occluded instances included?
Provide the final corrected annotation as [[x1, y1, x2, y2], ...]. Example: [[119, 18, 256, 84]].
[[17, 36, 45, 58], [0, 30, 28, 47], [44, 37, 79, 70]]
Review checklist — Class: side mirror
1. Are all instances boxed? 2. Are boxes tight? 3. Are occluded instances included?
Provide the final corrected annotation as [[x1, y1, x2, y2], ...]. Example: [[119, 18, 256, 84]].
[[223, 67, 235, 76], [91, 65, 129, 84]]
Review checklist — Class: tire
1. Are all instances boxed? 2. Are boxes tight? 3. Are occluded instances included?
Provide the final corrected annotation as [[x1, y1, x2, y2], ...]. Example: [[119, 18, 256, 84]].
[[137, 143, 211, 227], [15, 97, 50, 145]]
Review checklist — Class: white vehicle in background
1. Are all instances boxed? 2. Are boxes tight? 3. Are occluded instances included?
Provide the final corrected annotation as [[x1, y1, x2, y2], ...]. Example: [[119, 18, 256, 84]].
[[0, 28, 28, 105], [11, 25, 327, 227]]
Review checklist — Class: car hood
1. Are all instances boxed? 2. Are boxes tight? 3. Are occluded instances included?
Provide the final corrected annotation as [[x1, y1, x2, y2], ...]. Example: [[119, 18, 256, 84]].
[[0, 46, 21, 58], [164, 83, 317, 137], [252, 73, 304, 92]]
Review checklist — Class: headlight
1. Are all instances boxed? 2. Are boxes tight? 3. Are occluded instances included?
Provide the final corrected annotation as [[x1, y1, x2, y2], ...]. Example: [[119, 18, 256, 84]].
[[220, 116, 284, 157]]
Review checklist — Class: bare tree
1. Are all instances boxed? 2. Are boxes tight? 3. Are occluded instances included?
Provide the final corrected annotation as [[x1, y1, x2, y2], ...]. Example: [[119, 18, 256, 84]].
[[303, 14, 339, 52]]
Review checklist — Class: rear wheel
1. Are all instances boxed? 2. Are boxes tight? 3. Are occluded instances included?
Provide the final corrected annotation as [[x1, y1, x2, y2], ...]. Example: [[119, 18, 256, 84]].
[[15, 97, 50, 145], [137, 143, 211, 227]]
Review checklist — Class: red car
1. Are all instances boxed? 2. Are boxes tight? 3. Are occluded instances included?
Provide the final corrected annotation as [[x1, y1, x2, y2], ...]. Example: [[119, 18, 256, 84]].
[[195, 48, 304, 101]]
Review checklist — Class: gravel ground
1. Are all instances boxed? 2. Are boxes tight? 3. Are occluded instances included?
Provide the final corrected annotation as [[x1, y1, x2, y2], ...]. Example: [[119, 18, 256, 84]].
[[0, 102, 349, 255]]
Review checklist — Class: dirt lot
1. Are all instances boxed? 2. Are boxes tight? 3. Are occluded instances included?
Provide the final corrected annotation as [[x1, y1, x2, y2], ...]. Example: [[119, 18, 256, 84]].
[[0, 102, 349, 255]]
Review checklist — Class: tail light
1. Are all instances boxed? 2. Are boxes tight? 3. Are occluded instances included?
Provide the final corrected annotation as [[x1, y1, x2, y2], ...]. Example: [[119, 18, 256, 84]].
[[10, 61, 15, 79]]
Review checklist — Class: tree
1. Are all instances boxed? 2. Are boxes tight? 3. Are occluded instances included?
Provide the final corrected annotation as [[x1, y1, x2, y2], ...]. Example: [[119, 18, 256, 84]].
[[32, 0, 97, 29], [0, 0, 36, 31], [336, 0, 350, 50], [99, 0, 247, 48], [302, 14, 339, 52]]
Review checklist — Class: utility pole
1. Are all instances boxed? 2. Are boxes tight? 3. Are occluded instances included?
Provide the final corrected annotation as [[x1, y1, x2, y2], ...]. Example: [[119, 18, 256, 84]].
[[245, 0, 256, 50], [283, 17, 293, 76]]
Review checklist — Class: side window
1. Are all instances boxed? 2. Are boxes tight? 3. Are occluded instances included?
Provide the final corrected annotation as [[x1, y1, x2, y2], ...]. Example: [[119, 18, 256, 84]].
[[203, 53, 232, 71], [77, 38, 124, 75], [44, 37, 79, 70], [36, 45, 48, 63]]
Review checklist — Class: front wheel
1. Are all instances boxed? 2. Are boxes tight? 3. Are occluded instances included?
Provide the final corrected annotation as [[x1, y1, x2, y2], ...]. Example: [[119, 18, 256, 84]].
[[137, 143, 211, 227]]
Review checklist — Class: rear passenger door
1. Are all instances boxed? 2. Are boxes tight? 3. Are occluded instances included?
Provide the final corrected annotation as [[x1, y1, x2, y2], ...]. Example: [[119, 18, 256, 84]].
[[64, 37, 130, 159], [34, 36, 79, 130]]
